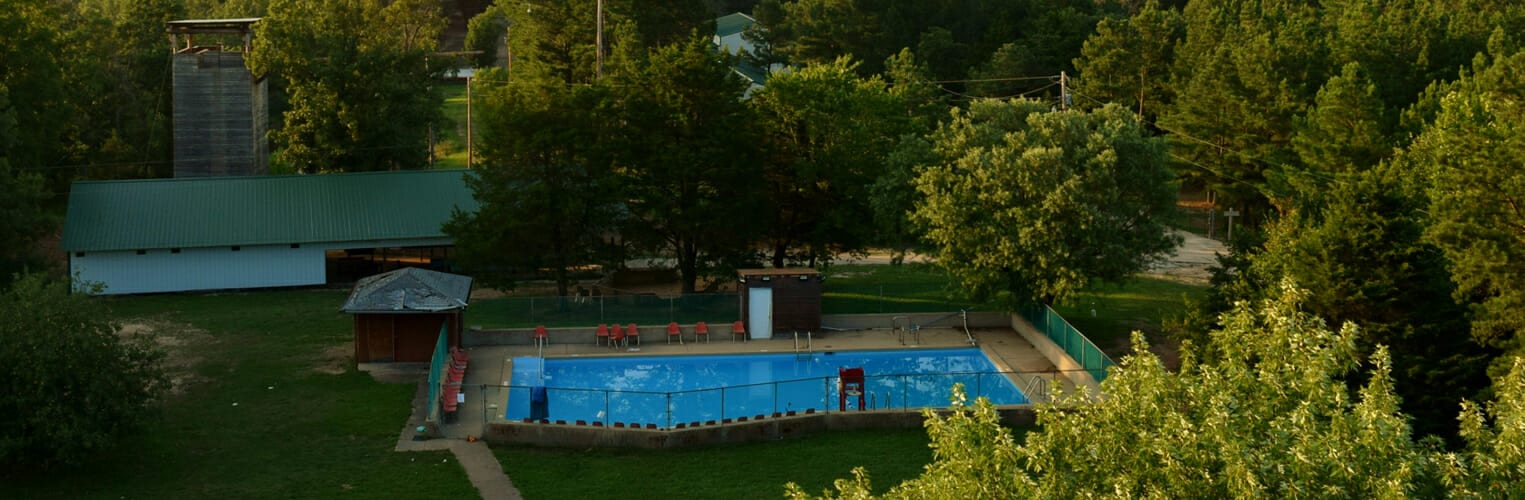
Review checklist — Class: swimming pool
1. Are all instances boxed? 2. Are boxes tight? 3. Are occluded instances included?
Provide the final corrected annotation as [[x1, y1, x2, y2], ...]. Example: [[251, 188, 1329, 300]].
[[505, 348, 1027, 427]]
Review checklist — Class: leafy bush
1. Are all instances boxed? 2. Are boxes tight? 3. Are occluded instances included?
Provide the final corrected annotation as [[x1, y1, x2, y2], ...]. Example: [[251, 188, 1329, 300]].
[[0, 274, 167, 469]]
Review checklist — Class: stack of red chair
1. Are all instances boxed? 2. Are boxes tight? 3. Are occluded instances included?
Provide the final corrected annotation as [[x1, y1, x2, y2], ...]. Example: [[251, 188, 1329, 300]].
[[442, 347, 470, 414]]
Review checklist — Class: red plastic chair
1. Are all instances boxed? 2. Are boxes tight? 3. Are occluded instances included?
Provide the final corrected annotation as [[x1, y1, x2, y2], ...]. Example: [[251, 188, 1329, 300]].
[[731, 320, 747, 342], [534, 325, 548, 347], [595, 324, 610, 346], [667, 322, 683, 344], [694, 321, 710, 343], [626, 323, 640, 346], [609, 324, 625, 349]]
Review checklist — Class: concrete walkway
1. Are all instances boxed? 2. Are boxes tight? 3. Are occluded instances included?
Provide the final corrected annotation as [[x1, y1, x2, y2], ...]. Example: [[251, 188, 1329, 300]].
[[392, 380, 523, 500]]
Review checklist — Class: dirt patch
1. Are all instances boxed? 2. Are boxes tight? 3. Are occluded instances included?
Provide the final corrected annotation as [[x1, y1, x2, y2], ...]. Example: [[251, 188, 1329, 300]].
[[117, 320, 214, 396], [312, 344, 353, 375]]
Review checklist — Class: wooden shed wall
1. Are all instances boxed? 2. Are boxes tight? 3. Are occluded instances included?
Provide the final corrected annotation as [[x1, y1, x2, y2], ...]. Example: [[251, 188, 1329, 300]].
[[739, 272, 822, 333], [353, 312, 461, 363]]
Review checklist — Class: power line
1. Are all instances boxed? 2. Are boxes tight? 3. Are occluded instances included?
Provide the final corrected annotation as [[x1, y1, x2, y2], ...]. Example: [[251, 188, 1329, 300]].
[[1066, 89, 1339, 187]]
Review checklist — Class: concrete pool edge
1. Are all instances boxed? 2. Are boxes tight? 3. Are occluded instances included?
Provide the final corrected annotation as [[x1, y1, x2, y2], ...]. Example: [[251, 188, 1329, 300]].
[[483, 405, 1036, 449]]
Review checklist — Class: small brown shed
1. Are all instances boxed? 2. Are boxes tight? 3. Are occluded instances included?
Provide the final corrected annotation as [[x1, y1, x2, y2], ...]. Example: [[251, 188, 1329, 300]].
[[738, 268, 822, 339], [341, 267, 472, 363]]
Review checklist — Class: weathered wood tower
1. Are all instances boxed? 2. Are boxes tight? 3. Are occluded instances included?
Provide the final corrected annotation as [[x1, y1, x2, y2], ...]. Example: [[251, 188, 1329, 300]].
[[167, 19, 268, 177]]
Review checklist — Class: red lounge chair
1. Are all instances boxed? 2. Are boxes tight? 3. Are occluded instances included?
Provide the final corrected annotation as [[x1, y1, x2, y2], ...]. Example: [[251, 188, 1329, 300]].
[[595, 324, 610, 345], [609, 324, 625, 349], [626, 323, 640, 346], [695, 321, 710, 343], [667, 322, 682, 344], [731, 321, 747, 342]]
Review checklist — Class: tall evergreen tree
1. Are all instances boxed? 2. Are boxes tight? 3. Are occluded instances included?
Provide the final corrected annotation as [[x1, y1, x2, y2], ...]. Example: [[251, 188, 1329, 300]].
[[1285, 62, 1392, 194], [750, 57, 906, 267], [1071, 0, 1183, 123], [1410, 46, 1525, 380], [607, 34, 766, 293]]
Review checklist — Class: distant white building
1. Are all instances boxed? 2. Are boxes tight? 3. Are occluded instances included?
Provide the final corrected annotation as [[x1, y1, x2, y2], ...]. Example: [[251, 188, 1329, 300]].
[[713, 12, 782, 97]]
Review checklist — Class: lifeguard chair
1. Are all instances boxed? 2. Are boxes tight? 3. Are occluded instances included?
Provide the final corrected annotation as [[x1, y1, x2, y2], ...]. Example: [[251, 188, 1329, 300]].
[[839, 367, 865, 411]]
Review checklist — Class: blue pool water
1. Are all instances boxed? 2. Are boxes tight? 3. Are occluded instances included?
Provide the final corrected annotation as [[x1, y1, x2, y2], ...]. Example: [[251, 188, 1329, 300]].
[[505, 348, 1027, 427]]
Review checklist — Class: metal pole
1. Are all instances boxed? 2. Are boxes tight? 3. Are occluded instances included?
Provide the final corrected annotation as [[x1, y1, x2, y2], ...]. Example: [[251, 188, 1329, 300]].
[[604, 391, 610, 426], [720, 388, 725, 421], [666, 393, 672, 429], [595, 0, 604, 80], [465, 75, 472, 169]]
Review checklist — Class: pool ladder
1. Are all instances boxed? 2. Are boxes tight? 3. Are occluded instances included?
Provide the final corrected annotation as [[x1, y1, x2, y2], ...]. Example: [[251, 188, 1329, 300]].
[[793, 330, 813, 359], [891, 316, 921, 346]]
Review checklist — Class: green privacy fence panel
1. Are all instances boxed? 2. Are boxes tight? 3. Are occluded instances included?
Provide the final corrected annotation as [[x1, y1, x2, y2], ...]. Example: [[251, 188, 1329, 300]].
[[1020, 304, 1115, 382], [426, 325, 449, 422]]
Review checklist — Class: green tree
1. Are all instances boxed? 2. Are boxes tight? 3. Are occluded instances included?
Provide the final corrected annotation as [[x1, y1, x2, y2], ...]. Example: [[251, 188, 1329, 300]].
[[248, 0, 447, 172], [1160, 0, 1326, 215], [0, 274, 168, 469], [442, 82, 615, 295], [607, 34, 765, 293], [464, 3, 510, 69], [1411, 47, 1525, 380], [968, 5, 1100, 99], [1250, 166, 1490, 440], [791, 282, 1525, 498], [0, 87, 55, 282], [498, 0, 610, 85], [750, 57, 906, 267], [1286, 62, 1392, 194], [911, 100, 1179, 307], [1071, 0, 1183, 123]]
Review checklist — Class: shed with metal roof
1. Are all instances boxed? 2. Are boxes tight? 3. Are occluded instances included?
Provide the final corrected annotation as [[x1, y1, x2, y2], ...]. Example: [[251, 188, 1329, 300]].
[[341, 267, 472, 363], [63, 169, 479, 294]]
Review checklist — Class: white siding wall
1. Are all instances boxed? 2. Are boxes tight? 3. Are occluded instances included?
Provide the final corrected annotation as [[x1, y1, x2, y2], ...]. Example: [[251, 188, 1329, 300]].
[[72, 244, 326, 295]]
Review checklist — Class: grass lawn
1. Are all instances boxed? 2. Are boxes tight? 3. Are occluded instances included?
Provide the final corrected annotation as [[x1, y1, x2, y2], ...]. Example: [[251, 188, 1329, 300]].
[[496, 428, 977, 499], [821, 263, 995, 314], [1049, 277, 1209, 357], [435, 81, 470, 169], [0, 289, 475, 499]]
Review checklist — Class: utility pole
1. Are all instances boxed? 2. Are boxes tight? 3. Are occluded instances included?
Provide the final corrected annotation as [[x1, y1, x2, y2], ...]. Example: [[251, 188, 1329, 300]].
[[1059, 71, 1069, 111], [595, 0, 604, 80], [465, 75, 472, 169]]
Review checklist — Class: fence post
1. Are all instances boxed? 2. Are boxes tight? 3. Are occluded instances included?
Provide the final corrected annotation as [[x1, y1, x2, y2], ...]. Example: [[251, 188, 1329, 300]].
[[720, 387, 726, 421], [823, 377, 830, 412], [599, 295, 604, 324], [890, 375, 902, 411], [666, 392, 673, 429], [480, 384, 487, 425], [604, 391, 610, 426]]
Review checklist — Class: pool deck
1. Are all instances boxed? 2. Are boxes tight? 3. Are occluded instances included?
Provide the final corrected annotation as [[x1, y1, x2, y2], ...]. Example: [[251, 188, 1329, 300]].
[[438, 326, 1070, 439]]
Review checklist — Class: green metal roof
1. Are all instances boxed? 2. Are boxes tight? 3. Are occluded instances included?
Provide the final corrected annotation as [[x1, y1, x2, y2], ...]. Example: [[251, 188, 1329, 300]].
[[715, 12, 754, 38], [63, 170, 479, 252]]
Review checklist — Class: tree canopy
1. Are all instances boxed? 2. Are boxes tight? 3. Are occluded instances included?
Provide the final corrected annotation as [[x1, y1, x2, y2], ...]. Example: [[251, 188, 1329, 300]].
[[789, 281, 1525, 498], [0, 274, 167, 469], [248, 0, 447, 172], [912, 100, 1179, 306]]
